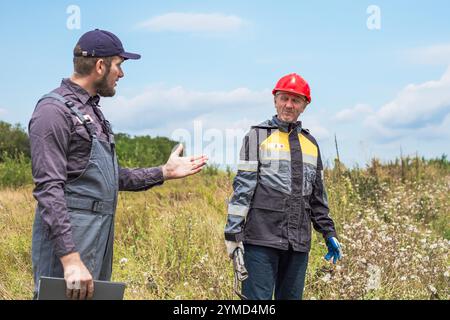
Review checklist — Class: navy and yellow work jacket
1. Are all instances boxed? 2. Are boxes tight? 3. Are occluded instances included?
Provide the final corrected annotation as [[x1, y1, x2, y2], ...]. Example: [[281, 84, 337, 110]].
[[224, 115, 337, 252]]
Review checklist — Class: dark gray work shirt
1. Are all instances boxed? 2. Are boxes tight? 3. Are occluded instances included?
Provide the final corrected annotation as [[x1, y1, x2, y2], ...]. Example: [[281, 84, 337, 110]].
[[29, 78, 164, 257]]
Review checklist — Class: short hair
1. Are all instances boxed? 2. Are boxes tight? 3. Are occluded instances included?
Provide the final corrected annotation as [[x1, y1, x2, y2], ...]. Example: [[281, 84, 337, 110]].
[[73, 44, 114, 76]]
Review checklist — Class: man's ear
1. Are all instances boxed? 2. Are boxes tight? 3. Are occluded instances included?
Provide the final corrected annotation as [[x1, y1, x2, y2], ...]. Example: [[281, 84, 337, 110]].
[[95, 59, 106, 76]]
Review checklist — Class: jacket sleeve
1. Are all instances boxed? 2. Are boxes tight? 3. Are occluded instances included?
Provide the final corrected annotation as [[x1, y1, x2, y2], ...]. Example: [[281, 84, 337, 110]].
[[309, 147, 338, 240], [118, 166, 164, 191], [224, 129, 259, 243], [29, 101, 77, 258]]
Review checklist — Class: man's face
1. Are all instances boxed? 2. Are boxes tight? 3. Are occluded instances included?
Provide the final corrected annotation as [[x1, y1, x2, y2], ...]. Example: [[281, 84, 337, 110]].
[[95, 56, 124, 97], [274, 92, 308, 123]]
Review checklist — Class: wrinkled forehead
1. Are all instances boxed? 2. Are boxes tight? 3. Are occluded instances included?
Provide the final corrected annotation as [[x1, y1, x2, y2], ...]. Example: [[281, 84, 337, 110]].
[[275, 91, 306, 99]]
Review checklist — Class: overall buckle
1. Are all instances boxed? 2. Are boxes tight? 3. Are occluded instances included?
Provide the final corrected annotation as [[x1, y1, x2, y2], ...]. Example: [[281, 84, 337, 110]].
[[92, 201, 104, 212]]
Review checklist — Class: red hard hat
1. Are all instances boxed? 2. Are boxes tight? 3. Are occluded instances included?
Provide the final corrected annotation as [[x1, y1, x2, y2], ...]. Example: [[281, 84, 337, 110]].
[[272, 73, 311, 103]]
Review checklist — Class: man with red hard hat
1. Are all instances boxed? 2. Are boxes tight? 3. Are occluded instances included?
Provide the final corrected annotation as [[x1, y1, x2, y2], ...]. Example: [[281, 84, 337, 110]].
[[224, 73, 342, 300]]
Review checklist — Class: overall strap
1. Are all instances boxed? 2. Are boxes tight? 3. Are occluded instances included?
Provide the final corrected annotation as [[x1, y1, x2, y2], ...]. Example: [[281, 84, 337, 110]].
[[103, 120, 116, 148], [37, 93, 96, 138], [89, 102, 116, 149]]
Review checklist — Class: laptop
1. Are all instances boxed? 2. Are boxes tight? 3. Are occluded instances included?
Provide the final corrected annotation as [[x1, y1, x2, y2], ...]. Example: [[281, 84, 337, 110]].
[[37, 276, 126, 300]]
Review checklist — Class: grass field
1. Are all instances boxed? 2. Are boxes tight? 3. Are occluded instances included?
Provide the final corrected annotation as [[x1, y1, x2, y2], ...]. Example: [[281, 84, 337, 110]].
[[0, 159, 449, 300]]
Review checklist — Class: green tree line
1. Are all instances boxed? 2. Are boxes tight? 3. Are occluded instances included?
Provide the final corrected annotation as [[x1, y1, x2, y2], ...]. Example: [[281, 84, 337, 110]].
[[1, 119, 449, 187], [0, 121, 30, 161], [0, 120, 177, 187]]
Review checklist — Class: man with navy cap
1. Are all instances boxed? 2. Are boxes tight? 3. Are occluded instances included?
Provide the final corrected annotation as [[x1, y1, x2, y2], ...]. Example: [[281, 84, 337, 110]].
[[29, 29, 208, 300]]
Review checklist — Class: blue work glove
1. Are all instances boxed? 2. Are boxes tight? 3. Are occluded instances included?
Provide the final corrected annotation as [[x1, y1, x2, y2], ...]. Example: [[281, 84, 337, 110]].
[[324, 237, 342, 264]]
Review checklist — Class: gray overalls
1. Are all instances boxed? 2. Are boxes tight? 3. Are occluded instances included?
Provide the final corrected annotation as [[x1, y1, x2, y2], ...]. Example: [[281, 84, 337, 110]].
[[31, 93, 119, 295]]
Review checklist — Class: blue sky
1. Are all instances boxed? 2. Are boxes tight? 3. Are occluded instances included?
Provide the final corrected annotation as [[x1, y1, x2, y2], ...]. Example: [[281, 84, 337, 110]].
[[1, 1, 449, 168]]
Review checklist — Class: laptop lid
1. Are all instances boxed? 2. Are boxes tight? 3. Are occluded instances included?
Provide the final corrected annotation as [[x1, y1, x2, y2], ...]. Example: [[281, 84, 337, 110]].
[[37, 276, 126, 300]]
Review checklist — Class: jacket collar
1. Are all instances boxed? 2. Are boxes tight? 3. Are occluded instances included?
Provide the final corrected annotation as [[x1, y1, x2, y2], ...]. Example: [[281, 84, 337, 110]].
[[61, 78, 100, 106], [271, 115, 302, 133]]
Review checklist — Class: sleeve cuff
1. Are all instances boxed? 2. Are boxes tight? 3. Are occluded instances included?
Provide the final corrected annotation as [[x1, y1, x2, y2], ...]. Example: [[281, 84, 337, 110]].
[[225, 232, 244, 242], [144, 166, 165, 187], [323, 231, 338, 241], [52, 232, 77, 258]]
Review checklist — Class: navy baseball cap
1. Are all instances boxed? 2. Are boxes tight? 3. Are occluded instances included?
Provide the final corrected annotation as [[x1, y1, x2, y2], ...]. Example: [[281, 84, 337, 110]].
[[74, 29, 141, 60]]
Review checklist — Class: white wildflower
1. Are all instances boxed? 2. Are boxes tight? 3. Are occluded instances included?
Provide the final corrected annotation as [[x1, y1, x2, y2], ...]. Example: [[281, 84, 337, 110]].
[[366, 264, 382, 291], [356, 239, 362, 248], [427, 285, 437, 295], [199, 254, 209, 264], [321, 273, 332, 283]]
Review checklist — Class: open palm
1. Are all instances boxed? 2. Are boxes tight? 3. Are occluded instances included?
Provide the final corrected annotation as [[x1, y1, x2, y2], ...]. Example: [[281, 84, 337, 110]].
[[162, 144, 208, 180]]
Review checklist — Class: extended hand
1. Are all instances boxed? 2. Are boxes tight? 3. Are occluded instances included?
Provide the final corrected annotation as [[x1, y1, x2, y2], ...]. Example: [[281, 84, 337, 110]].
[[162, 144, 208, 180], [324, 237, 342, 264]]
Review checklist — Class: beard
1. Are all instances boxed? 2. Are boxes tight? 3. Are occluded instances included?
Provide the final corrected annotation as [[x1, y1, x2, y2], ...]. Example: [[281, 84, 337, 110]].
[[94, 71, 116, 97]]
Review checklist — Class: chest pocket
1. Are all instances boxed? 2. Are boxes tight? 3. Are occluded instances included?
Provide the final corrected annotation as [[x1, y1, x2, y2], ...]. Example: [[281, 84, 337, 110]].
[[70, 123, 92, 160], [73, 122, 91, 140], [303, 163, 317, 196]]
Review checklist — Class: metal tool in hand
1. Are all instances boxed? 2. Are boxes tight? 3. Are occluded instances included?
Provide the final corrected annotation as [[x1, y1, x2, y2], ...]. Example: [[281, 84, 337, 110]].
[[232, 247, 248, 300]]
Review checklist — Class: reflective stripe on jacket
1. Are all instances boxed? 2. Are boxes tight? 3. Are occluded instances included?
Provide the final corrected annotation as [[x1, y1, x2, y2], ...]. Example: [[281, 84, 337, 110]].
[[224, 116, 337, 252]]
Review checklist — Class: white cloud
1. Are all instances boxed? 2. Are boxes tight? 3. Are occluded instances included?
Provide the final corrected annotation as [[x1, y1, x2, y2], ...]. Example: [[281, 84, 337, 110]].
[[0, 108, 7, 117], [364, 66, 450, 140], [334, 104, 373, 122], [100, 85, 274, 165], [101, 86, 271, 166], [300, 114, 331, 140], [407, 44, 450, 65], [309, 124, 330, 140], [100, 85, 332, 165], [138, 12, 245, 33], [102, 85, 271, 134], [101, 85, 330, 140]]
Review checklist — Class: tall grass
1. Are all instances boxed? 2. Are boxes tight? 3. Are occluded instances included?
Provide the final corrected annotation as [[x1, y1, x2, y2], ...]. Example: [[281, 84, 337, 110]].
[[0, 156, 448, 299]]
